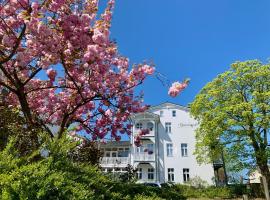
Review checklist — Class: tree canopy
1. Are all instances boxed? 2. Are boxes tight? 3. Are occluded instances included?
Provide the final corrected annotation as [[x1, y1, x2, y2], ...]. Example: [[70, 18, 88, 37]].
[[190, 60, 270, 181], [0, 0, 187, 141]]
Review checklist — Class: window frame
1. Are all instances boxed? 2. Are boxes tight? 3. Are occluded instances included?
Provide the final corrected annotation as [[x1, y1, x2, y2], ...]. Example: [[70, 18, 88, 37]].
[[181, 143, 188, 157], [147, 143, 154, 153], [166, 143, 173, 157], [172, 110, 176, 117], [165, 122, 172, 133], [183, 168, 190, 182], [168, 168, 175, 182], [147, 122, 154, 131], [136, 168, 142, 180], [136, 122, 143, 130], [148, 168, 154, 180]]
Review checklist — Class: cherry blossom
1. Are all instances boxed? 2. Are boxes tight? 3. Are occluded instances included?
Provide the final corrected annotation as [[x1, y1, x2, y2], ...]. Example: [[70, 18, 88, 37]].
[[0, 0, 186, 142], [168, 79, 189, 97]]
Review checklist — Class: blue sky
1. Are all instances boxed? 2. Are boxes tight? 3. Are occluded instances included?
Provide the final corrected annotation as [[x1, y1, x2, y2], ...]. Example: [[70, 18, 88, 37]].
[[100, 0, 270, 106]]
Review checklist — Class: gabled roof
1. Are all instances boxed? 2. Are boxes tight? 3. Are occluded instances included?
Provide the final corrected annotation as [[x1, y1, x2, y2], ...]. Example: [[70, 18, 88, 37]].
[[148, 102, 190, 112], [100, 141, 131, 147], [130, 111, 160, 121]]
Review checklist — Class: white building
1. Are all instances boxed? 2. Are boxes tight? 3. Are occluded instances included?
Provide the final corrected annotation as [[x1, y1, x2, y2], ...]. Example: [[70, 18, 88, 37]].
[[100, 102, 217, 184]]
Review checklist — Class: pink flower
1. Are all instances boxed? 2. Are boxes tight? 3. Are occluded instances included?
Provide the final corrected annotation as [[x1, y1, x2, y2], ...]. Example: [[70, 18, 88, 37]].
[[46, 68, 57, 82], [168, 80, 189, 97], [105, 109, 113, 117], [92, 28, 109, 45], [31, 2, 39, 10], [139, 128, 150, 136], [142, 65, 155, 75], [168, 87, 179, 97]]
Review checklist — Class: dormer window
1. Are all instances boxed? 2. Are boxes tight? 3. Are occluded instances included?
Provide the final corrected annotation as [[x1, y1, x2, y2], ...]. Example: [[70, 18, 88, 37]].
[[147, 122, 154, 131], [172, 110, 176, 117], [160, 110, 164, 117], [136, 122, 143, 130]]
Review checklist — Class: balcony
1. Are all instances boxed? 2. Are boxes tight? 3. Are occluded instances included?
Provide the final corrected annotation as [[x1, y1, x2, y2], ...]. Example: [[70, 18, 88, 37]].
[[213, 159, 224, 168], [134, 153, 155, 162], [100, 157, 129, 165]]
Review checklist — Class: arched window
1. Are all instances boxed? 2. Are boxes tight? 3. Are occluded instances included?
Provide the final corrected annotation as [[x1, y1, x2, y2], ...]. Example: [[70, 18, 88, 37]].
[[147, 122, 154, 131], [136, 122, 143, 129]]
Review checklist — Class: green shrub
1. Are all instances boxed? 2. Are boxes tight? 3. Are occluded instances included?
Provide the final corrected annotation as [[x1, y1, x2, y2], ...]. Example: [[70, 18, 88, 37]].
[[1, 135, 247, 200], [169, 184, 233, 199], [0, 136, 185, 200], [0, 137, 114, 200]]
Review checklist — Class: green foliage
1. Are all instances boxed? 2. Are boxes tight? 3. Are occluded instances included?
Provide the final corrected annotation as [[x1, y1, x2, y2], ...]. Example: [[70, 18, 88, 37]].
[[190, 60, 270, 173], [70, 140, 102, 165], [119, 164, 138, 182], [110, 183, 186, 200], [0, 107, 42, 155], [185, 176, 209, 188], [0, 135, 183, 200], [174, 185, 232, 199], [0, 136, 112, 200]]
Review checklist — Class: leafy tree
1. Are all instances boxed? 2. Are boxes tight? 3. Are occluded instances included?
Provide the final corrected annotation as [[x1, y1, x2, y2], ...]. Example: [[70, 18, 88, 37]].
[[0, 106, 42, 155], [119, 164, 138, 182], [70, 140, 102, 165], [0, 0, 187, 142], [190, 60, 270, 195]]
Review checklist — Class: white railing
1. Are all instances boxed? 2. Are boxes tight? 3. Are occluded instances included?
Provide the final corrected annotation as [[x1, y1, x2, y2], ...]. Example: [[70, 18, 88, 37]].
[[100, 157, 129, 165], [134, 130, 155, 137], [134, 153, 155, 161]]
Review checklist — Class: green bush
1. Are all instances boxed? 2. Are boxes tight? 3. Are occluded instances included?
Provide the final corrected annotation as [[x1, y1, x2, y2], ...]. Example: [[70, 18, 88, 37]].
[[1, 135, 250, 200], [0, 136, 184, 200], [110, 183, 186, 200], [0, 137, 113, 200], [167, 184, 233, 199]]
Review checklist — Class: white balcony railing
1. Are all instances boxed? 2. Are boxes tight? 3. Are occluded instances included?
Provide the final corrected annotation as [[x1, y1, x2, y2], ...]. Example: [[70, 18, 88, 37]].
[[100, 157, 129, 165], [134, 130, 155, 137], [134, 153, 155, 161]]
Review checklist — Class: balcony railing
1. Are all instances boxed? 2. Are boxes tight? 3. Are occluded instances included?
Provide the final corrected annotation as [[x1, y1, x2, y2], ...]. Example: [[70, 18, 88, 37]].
[[100, 157, 129, 165], [134, 153, 155, 161], [135, 130, 155, 137]]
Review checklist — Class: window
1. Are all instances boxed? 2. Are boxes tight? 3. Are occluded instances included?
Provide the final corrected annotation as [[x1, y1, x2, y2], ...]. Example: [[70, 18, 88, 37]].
[[165, 122, 171, 133], [183, 168, 190, 182], [118, 150, 129, 157], [136, 168, 142, 179], [136, 122, 143, 129], [168, 168, 175, 182], [167, 143, 173, 157], [148, 168, 154, 180], [147, 143, 154, 154], [111, 152, 117, 157], [160, 110, 164, 117], [181, 143, 188, 157], [136, 146, 144, 153], [147, 122, 154, 131], [172, 110, 176, 117], [107, 168, 113, 173]]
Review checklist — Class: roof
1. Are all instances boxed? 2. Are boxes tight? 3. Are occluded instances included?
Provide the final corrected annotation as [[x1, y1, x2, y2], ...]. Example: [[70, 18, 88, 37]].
[[148, 102, 190, 112], [130, 111, 160, 121], [100, 141, 131, 147]]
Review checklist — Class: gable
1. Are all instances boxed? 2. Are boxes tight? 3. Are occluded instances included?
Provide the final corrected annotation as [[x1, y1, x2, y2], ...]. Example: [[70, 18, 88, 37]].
[[148, 102, 190, 112]]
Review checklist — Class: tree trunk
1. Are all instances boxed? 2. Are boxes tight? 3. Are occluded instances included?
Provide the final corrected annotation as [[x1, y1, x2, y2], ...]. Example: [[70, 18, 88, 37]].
[[257, 158, 270, 200]]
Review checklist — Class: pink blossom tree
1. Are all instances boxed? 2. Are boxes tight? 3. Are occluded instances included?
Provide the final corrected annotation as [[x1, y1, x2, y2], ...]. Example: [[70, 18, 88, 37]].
[[0, 0, 187, 141]]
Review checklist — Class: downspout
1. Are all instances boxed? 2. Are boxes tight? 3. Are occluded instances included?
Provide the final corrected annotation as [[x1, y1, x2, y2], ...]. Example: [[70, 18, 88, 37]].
[[156, 118, 160, 183]]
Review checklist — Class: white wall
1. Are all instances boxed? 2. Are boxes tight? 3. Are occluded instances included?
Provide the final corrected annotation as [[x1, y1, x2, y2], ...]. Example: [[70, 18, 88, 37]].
[[151, 103, 215, 184]]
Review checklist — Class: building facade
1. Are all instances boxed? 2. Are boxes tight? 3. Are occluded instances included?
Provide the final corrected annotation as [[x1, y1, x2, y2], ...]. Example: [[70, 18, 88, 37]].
[[100, 102, 215, 184]]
